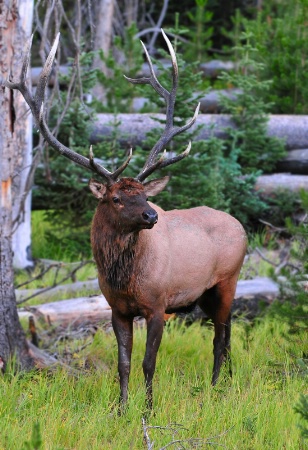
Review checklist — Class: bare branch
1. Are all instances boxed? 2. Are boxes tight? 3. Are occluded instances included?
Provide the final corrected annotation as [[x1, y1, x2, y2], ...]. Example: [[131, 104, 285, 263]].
[[16, 260, 94, 305], [142, 417, 155, 450], [255, 247, 279, 267], [147, 0, 169, 55], [141, 421, 233, 449]]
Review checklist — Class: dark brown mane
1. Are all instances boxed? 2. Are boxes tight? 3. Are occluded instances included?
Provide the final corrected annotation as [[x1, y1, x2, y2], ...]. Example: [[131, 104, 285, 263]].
[[91, 209, 138, 291]]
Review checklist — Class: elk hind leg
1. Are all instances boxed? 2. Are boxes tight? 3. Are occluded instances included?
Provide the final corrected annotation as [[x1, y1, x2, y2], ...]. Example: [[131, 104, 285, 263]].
[[198, 281, 235, 385], [224, 311, 232, 378]]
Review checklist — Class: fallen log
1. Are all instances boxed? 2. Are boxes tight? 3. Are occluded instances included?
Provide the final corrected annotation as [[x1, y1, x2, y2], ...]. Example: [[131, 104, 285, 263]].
[[199, 60, 236, 78], [27, 341, 79, 372], [18, 277, 280, 326], [90, 113, 228, 147], [132, 89, 242, 114], [199, 89, 241, 113], [255, 173, 308, 195], [30, 60, 236, 86], [277, 149, 308, 175], [19, 295, 110, 325], [90, 113, 308, 151]]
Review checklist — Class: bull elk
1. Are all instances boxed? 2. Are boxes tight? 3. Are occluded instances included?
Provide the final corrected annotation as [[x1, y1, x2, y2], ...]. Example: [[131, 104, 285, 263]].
[[6, 31, 247, 410]]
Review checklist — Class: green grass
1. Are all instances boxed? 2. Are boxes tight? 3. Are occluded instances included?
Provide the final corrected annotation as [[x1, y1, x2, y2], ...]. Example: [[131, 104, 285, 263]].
[[31, 211, 91, 261], [1, 318, 306, 449]]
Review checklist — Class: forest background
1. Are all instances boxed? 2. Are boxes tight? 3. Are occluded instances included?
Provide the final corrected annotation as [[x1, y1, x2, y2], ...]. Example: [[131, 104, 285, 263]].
[[0, 0, 307, 448]]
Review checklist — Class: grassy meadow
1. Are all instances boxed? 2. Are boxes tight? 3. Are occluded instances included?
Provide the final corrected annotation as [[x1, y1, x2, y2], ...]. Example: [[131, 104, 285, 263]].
[[3, 211, 307, 449], [1, 319, 307, 449]]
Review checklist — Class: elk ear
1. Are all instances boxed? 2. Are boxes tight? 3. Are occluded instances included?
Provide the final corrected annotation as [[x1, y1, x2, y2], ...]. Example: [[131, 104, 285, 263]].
[[89, 179, 107, 199], [143, 176, 170, 197]]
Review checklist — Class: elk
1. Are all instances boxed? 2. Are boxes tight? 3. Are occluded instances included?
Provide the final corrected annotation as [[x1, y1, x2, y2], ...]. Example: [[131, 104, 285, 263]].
[[6, 31, 247, 410]]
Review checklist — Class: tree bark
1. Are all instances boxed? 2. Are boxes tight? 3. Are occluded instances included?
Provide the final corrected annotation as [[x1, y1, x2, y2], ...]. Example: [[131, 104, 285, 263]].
[[0, 0, 34, 370], [11, 0, 34, 269]]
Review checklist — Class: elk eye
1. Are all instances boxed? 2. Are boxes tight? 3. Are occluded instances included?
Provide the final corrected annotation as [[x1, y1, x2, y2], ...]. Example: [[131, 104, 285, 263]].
[[112, 197, 120, 204]]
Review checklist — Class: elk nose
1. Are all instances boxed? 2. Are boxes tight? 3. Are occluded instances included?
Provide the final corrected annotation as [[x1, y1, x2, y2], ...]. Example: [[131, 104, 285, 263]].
[[142, 210, 158, 224]]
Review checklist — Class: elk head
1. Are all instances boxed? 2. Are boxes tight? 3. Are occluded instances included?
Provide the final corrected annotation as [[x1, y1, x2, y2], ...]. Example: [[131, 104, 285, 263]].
[[88, 176, 169, 232], [5, 30, 199, 223]]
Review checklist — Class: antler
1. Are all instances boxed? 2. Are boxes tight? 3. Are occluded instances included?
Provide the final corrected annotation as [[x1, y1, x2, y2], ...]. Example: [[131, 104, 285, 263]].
[[5, 33, 131, 186], [125, 29, 200, 182]]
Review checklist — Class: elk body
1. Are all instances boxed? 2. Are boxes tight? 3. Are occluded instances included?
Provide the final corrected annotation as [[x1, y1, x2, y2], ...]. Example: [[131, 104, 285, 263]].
[[6, 31, 247, 410], [90, 178, 246, 408]]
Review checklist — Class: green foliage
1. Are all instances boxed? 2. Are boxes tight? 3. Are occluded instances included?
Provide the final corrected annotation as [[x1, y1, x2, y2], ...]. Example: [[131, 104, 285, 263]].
[[260, 190, 301, 227], [242, 0, 308, 114], [33, 92, 97, 258], [294, 394, 308, 439], [219, 31, 286, 173], [94, 23, 145, 113], [21, 423, 42, 450], [269, 191, 308, 331], [184, 0, 214, 62]]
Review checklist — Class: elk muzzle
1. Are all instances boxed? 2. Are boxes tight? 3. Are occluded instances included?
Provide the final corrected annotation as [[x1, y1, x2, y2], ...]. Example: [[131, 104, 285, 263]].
[[141, 208, 158, 228]]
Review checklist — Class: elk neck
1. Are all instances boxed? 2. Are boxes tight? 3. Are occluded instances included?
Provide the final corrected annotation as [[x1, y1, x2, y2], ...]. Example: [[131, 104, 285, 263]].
[[91, 201, 140, 292]]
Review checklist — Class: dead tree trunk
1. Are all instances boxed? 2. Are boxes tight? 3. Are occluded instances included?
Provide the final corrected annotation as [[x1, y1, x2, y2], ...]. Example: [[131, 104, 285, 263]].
[[92, 0, 115, 101], [11, 0, 34, 269], [0, 0, 34, 370]]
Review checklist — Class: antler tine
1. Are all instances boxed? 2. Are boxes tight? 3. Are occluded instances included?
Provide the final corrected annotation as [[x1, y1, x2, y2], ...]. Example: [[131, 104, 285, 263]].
[[125, 29, 199, 183], [89, 146, 133, 182], [5, 33, 132, 184], [138, 142, 192, 182], [124, 40, 169, 101], [111, 148, 133, 179]]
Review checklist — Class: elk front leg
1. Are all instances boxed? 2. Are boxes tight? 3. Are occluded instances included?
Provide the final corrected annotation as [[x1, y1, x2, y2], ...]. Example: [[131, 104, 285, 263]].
[[143, 314, 165, 410], [112, 310, 133, 409]]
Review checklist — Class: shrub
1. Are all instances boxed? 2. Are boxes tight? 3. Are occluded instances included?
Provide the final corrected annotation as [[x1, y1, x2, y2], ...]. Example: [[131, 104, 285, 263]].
[[242, 0, 308, 114]]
